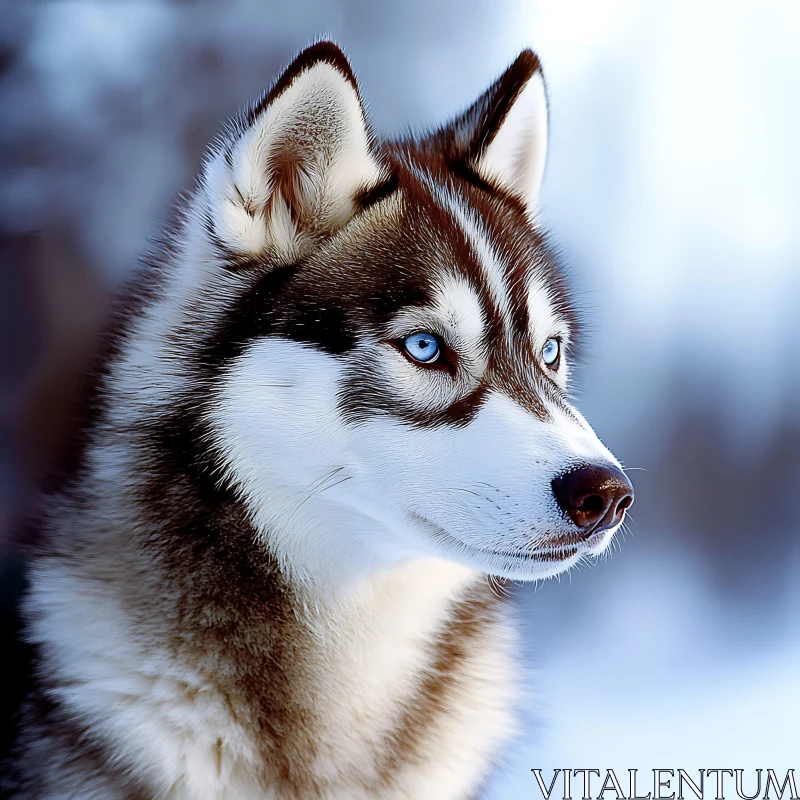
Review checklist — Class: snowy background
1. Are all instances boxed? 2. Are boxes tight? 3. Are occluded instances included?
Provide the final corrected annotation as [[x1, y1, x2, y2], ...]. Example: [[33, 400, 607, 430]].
[[1, 2, 798, 796]]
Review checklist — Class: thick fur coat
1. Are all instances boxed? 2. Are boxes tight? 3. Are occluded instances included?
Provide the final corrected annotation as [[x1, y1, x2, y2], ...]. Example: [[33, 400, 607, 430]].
[[3, 43, 631, 799]]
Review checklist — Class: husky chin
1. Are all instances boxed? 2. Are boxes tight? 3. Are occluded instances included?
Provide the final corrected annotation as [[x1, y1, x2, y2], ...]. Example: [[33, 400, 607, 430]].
[[4, 42, 633, 799]]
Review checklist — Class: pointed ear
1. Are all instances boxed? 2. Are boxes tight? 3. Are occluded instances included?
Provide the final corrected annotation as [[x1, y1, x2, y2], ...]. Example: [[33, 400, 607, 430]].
[[449, 50, 548, 214], [202, 42, 388, 261]]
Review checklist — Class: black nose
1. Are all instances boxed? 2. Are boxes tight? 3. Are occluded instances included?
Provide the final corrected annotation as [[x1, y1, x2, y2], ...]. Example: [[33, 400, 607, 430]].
[[551, 465, 634, 536]]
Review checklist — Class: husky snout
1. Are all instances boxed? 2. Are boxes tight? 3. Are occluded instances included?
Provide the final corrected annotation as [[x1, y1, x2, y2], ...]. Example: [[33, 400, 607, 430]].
[[552, 464, 634, 537]]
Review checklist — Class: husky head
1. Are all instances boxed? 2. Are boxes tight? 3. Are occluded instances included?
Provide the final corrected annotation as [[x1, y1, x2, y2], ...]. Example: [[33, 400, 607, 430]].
[[128, 43, 632, 585]]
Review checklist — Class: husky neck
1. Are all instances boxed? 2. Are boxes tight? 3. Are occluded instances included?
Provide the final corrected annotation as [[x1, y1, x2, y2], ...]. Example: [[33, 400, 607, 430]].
[[253, 501, 483, 638], [277, 530, 480, 615], [292, 556, 480, 659]]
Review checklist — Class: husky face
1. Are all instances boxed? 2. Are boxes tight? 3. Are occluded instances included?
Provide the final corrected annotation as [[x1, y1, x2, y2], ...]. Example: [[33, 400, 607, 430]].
[[169, 44, 632, 584]]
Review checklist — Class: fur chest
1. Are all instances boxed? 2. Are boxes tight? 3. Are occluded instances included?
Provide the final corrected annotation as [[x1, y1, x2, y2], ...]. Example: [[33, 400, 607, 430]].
[[24, 558, 519, 799]]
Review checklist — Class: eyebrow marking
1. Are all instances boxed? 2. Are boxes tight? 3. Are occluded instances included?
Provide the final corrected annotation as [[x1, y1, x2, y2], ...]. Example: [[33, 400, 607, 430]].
[[431, 272, 486, 347], [526, 277, 560, 344], [409, 167, 514, 333], [437, 188, 514, 331]]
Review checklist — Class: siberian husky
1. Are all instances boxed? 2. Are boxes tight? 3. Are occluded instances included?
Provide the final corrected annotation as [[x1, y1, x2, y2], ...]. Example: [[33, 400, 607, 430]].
[[4, 42, 633, 799]]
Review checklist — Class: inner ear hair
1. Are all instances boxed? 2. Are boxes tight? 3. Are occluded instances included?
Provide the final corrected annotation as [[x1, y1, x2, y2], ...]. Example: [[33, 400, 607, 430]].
[[200, 42, 387, 263]]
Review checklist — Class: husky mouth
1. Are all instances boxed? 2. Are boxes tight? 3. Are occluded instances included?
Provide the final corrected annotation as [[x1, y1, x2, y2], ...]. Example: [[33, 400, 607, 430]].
[[410, 514, 583, 567]]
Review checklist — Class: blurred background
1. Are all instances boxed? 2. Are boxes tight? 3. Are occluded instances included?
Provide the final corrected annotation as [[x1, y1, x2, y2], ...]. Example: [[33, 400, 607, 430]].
[[1, 1, 798, 796]]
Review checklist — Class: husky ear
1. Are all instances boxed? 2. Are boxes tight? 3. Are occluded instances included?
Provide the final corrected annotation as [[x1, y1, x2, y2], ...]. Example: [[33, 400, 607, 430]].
[[202, 42, 387, 261], [449, 50, 548, 214]]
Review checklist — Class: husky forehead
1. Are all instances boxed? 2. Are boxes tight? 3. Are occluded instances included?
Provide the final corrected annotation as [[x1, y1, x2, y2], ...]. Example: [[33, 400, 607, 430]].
[[394, 159, 577, 354], [201, 162, 576, 428]]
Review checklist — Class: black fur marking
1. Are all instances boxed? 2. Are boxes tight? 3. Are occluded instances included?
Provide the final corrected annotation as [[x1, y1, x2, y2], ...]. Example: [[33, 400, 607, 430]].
[[355, 171, 400, 212], [292, 300, 355, 355], [199, 264, 299, 369], [339, 372, 492, 430]]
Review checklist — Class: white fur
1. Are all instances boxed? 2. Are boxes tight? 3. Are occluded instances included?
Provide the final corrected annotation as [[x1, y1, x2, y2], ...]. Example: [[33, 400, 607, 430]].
[[527, 278, 561, 347]]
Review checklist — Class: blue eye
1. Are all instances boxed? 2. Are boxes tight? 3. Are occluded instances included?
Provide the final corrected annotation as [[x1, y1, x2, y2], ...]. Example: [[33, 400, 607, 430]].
[[403, 332, 441, 364], [542, 337, 560, 367]]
